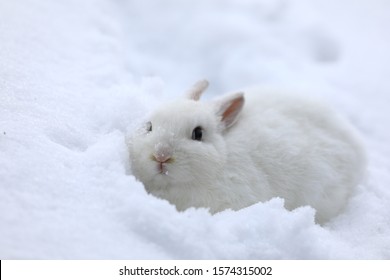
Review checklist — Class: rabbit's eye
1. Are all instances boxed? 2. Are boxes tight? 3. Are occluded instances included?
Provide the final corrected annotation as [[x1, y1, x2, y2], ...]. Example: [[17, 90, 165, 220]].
[[146, 121, 152, 132], [192, 126, 203, 141]]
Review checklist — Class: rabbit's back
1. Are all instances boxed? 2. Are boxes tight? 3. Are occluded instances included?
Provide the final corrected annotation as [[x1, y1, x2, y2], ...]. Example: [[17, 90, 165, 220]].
[[224, 89, 366, 223]]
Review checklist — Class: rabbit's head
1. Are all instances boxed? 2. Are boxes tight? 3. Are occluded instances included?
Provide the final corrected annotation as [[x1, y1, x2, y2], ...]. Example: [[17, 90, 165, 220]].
[[129, 80, 244, 192]]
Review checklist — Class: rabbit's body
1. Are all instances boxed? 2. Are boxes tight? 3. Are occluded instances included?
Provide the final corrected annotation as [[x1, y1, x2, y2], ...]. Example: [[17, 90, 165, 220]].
[[129, 81, 366, 224]]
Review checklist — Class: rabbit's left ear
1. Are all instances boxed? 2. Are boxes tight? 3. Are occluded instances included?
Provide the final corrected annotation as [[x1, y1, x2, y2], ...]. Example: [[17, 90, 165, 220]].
[[215, 92, 245, 129], [186, 80, 209, 101]]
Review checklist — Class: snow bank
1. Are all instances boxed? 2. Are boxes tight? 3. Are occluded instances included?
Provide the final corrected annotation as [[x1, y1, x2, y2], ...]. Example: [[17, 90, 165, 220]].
[[1, 0, 389, 259]]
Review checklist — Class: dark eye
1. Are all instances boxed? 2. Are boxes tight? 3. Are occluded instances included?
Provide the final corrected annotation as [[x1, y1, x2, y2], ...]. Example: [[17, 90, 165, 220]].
[[146, 121, 152, 132], [191, 126, 203, 141]]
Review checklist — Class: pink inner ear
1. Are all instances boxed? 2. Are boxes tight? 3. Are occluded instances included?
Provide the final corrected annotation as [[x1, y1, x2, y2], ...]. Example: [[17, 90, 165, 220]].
[[223, 97, 242, 120], [221, 94, 244, 128]]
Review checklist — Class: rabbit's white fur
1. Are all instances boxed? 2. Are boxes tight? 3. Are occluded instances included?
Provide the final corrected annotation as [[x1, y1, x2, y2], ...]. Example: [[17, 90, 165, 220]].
[[129, 81, 366, 224]]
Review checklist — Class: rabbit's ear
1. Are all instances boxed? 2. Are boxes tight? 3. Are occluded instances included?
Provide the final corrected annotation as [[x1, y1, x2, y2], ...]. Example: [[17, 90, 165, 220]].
[[186, 80, 209, 101], [215, 92, 245, 129]]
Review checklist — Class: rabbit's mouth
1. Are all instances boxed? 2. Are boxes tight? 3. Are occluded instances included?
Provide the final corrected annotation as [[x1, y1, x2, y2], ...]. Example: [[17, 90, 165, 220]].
[[157, 162, 169, 175], [152, 156, 174, 176], [151, 154, 174, 175]]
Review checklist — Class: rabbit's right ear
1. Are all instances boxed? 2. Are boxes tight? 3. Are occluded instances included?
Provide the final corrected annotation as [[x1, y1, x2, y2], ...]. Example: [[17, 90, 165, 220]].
[[186, 80, 209, 101], [215, 92, 245, 129]]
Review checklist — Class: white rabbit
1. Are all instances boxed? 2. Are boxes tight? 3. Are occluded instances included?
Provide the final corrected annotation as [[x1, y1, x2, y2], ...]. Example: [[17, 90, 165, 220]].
[[129, 80, 366, 224]]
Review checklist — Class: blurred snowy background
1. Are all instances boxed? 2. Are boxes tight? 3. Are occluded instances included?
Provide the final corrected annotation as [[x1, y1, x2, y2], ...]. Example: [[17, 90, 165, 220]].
[[1, 0, 390, 259]]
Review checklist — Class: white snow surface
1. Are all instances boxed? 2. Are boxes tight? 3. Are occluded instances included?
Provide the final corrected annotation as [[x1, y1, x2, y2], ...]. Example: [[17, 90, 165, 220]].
[[1, 0, 390, 259]]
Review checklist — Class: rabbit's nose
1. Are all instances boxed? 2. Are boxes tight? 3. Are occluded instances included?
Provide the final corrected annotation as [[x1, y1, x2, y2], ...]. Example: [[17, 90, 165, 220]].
[[152, 152, 172, 163], [153, 143, 173, 163]]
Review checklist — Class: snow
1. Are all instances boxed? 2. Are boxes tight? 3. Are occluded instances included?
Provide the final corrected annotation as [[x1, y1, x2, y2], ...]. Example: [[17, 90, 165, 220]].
[[1, 0, 390, 259]]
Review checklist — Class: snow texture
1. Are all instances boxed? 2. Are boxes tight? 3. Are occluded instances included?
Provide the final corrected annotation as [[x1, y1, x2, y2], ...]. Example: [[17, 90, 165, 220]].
[[1, 0, 390, 259]]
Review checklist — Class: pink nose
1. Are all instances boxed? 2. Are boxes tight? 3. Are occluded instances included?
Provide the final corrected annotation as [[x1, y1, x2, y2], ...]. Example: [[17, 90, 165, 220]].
[[153, 143, 173, 163], [153, 153, 171, 163]]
